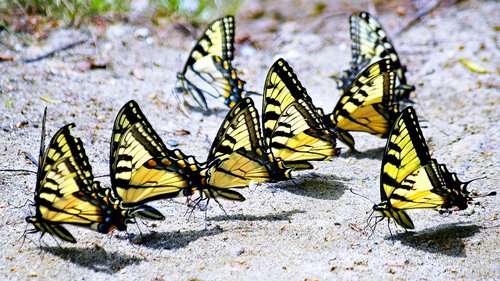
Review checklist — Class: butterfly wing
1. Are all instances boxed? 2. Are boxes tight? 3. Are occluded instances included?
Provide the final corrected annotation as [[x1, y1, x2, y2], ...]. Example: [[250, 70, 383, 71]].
[[328, 59, 399, 150], [203, 97, 292, 201], [263, 58, 339, 169], [182, 15, 234, 68], [28, 124, 126, 243], [110, 100, 199, 208]]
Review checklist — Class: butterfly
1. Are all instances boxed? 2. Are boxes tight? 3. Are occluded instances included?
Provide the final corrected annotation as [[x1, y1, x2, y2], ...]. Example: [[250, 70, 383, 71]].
[[26, 109, 128, 243], [200, 97, 293, 202], [110, 100, 203, 219], [263, 58, 340, 169], [176, 15, 258, 111], [325, 59, 400, 151], [332, 11, 415, 101], [372, 106, 477, 229]]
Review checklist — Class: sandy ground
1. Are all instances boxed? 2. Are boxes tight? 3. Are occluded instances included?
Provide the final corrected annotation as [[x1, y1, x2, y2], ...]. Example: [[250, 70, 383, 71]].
[[0, 0, 499, 280]]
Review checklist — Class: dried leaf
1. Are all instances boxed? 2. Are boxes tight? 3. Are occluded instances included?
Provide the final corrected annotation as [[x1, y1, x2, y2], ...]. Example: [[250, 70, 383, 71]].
[[131, 69, 145, 80], [458, 58, 489, 74], [89, 57, 110, 69], [40, 96, 61, 104], [16, 121, 28, 128], [279, 225, 286, 234], [175, 129, 191, 136], [348, 223, 363, 233], [0, 54, 14, 62]]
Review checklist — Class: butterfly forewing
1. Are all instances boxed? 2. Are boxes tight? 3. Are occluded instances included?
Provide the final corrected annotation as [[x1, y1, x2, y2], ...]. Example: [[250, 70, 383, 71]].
[[329, 59, 399, 151], [183, 15, 235, 71], [335, 12, 414, 100]]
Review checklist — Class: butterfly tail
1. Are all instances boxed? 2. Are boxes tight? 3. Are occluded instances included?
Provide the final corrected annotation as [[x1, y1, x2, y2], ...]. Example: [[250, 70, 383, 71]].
[[128, 205, 166, 221]]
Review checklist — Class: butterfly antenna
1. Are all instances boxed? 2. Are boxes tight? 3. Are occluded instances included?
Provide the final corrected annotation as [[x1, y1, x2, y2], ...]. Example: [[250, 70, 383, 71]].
[[0, 169, 37, 174], [461, 176, 496, 197], [349, 188, 377, 205]]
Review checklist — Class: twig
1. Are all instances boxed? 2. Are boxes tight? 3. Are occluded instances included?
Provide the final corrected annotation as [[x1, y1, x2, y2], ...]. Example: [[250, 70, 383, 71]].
[[394, 0, 441, 37], [23, 38, 87, 63]]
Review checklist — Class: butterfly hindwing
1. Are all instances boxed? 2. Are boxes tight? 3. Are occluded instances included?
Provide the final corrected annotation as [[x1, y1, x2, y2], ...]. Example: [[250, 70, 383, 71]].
[[263, 58, 339, 169]]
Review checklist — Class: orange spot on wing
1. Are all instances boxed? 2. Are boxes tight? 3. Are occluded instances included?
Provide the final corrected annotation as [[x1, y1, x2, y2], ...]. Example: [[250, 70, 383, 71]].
[[148, 159, 157, 167]]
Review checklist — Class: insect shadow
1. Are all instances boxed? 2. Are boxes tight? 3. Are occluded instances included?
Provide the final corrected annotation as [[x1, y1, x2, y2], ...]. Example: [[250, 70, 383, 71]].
[[41, 246, 142, 273], [392, 223, 482, 257], [209, 209, 305, 222], [272, 173, 348, 200], [138, 225, 223, 250], [340, 146, 385, 160]]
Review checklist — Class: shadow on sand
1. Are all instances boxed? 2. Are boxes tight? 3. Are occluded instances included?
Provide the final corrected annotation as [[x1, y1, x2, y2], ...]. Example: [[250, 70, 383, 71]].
[[41, 246, 142, 273], [340, 146, 385, 160], [209, 209, 305, 222], [272, 173, 348, 200], [139, 225, 223, 250], [393, 223, 481, 257]]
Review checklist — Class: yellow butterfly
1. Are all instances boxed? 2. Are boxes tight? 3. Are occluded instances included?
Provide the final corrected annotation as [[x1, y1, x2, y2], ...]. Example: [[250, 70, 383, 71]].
[[201, 97, 293, 201], [26, 109, 127, 243], [332, 12, 415, 101], [263, 58, 340, 169], [110, 100, 202, 217], [176, 16, 258, 110], [373, 106, 477, 229], [325, 59, 400, 151]]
